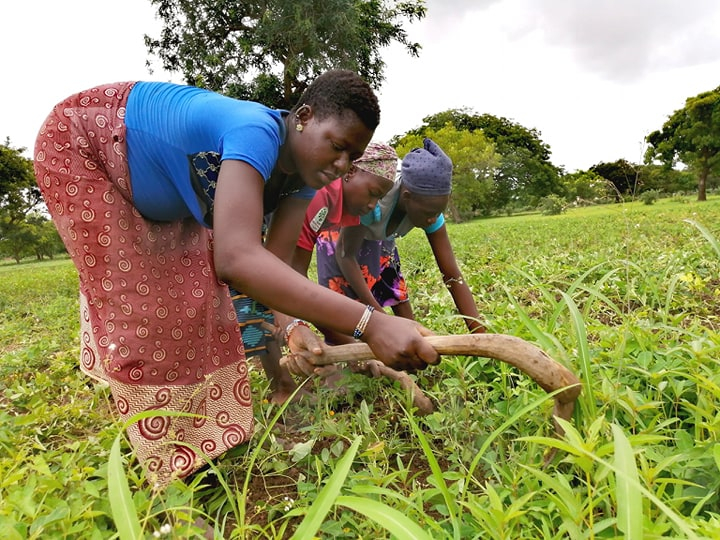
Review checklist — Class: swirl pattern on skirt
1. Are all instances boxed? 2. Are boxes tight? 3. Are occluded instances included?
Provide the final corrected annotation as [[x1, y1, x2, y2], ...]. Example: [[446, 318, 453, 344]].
[[33, 82, 254, 487]]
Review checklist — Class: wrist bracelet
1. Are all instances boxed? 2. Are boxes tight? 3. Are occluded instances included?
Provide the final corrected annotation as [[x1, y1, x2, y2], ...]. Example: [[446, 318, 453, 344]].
[[352, 305, 375, 339], [444, 276, 465, 289], [285, 319, 310, 342]]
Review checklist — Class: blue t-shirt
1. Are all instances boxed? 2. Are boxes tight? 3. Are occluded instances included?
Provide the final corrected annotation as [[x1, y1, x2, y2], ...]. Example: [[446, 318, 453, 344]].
[[125, 81, 314, 227]]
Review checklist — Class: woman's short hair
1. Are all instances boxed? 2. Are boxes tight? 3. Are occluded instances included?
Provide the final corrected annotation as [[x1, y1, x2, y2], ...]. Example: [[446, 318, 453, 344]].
[[293, 69, 380, 131]]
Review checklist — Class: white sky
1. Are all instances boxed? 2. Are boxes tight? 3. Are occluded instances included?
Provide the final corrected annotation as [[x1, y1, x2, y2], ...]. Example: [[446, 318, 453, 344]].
[[3, 0, 720, 172]]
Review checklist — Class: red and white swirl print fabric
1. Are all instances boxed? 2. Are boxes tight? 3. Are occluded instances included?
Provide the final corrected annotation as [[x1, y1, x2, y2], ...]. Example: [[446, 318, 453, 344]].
[[33, 82, 253, 486]]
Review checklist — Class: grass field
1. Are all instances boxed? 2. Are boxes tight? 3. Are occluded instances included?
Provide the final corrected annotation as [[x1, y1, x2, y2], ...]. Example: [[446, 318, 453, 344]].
[[2, 196, 720, 538]]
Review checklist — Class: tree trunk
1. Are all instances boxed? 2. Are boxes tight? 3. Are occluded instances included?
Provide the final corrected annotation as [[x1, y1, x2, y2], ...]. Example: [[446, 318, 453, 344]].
[[698, 167, 708, 201], [448, 200, 462, 223]]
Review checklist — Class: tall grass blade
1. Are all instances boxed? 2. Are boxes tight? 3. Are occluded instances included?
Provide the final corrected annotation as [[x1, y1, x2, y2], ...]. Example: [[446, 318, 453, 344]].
[[684, 218, 720, 259], [108, 433, 142, 540], [107, 409, 207, 538], [552, 419, 699, 539], [406, 411, 461, 539], [465, 389, 559, 494], [335, 495, 433, 540], [517, 464, 583, 519], [560, 262, 623, 327], [238, 381, 309, 527], [289, 436, 362, 540], [612, 424, 643, 540], [560, 291, 595, 418], [502, 284, 564, 353], [663, 272, 682, 323]]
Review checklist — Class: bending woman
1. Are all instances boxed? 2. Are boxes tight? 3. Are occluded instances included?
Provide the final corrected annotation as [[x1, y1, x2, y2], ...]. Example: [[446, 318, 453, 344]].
[[33, 71, 438, 486], [332, 138, 485, 337]]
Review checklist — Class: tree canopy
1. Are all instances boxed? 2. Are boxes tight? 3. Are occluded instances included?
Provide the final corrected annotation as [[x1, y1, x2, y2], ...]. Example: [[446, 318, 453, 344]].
[[0, 139, 63, 262], [559, 170, 615, 205], [395, 125, 500, 221], [393, 108, 562, 213], [0, 138, 39, 222], [589, 159, 638, 200], [145, 0, 426, 108], [645, 86, 720, 201]]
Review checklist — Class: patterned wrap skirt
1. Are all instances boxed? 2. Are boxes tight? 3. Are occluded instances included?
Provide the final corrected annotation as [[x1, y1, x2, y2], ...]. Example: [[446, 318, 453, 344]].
[[316, 228, 409, 307], [33, 82, 253, 487]]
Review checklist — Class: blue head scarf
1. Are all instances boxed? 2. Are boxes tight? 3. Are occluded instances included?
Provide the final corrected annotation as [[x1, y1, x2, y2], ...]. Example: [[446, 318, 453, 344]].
[[401, 138, 453, 195]]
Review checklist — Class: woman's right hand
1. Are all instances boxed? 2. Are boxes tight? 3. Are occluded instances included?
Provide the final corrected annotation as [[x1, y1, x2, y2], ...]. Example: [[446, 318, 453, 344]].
[[361, 311, 440, 371]]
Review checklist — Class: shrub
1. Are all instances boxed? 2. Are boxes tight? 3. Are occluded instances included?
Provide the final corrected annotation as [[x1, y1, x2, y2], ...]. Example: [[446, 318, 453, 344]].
[[537, 194, 566, 215], [639, 189, 660, 205]]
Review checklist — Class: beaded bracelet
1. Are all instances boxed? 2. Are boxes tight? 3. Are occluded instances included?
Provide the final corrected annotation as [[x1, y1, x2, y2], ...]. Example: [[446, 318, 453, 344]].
[[352, 305, 375, 339], [285, 319, 310, 342], [444, 276, 465, 289]]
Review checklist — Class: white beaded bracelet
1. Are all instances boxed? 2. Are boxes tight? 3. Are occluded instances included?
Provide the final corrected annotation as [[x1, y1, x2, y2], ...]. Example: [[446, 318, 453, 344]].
[[285, 319, 310, 342], [352, 305, 375, 339]]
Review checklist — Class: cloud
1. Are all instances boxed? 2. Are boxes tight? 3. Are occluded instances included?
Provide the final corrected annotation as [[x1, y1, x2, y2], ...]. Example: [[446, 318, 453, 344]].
[[420, 0, 720, 82], [424, 0, 499, 22], [508, 0, 720, 82]]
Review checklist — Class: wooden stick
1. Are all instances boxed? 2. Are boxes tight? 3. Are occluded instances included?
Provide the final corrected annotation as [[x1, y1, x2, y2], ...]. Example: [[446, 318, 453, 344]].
[[349, 360, 435, 415], [304, 334, 582, 433]]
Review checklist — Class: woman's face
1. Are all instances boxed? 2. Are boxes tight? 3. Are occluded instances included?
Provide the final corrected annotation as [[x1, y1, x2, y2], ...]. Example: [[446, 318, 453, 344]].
[[292, 110, 374, 190], [342, 169, 394, 216], [402, 190, 449, 228]]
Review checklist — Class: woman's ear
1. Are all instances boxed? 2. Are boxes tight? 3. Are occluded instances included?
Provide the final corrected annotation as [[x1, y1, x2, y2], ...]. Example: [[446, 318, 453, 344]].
[[343, 165, 358, 182], [396, 186, 411, 210], [294, 104, 313, 131]]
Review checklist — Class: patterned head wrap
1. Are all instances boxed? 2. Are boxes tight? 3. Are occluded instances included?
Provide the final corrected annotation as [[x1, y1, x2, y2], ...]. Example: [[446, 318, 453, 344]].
[[353, 142, 398, 184], [401, 138, 453, 195]]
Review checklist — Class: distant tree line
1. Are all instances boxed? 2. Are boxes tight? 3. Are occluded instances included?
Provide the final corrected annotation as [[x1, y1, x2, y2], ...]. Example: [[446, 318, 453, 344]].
[[0, 139, 65, 263], [389, 106, 714, 221], [3, 1, 718, 262]]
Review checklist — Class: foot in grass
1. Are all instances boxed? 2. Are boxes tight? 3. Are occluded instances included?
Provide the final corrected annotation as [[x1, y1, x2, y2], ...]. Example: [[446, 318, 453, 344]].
[[268, 379, 316, 405]]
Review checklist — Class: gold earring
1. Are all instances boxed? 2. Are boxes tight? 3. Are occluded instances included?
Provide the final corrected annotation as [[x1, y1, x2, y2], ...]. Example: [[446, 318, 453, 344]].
[[295, 123, 303, 132]]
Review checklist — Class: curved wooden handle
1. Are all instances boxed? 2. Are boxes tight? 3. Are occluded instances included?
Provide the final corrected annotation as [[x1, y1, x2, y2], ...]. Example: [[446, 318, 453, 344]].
[[309, 333, 582, 432]]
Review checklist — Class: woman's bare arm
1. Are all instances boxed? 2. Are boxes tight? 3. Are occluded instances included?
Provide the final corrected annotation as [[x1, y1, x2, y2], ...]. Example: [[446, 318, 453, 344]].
[[264, 196, 311, 263], [427, 224, 485, 333], [335, 225, 385, 311], [212, 160, 439, 369]]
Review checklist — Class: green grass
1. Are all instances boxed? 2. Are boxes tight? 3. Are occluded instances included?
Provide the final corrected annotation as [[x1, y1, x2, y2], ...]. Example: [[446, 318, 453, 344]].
[[3, 196, 720, 538]]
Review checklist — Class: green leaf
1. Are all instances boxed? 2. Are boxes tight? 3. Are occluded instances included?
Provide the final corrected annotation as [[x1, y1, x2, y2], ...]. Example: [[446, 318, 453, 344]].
[[336, 495, 433, 540], [713, 443, 720, 473], [289, 438, 316, 463], [560, 291, 595, 418], [684, 218, 720, 259], [289, 436, 362, 540], [108, 434, 141, 540], [613, 424, 643, 540], [406, 413, 459, 520]]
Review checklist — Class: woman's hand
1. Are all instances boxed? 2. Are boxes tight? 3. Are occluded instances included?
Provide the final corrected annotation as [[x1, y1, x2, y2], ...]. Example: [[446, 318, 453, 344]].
[[283, 324, 338, 377], [361, 311, 440, 371]]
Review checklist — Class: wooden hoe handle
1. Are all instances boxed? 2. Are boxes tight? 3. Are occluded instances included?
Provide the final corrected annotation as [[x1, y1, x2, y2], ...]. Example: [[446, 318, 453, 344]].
[[308, 333, 582, 432]]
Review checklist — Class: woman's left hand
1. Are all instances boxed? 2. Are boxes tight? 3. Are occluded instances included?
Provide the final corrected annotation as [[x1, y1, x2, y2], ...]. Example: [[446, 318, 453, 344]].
[[283, 325, 336, 377]]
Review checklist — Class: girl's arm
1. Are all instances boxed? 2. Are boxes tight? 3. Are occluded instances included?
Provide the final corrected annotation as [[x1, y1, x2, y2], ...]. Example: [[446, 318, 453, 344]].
[[263, 195, 328, 354], [426, 224, 485, 333], [264, 195, 311, 264], [290, 246, 313, 276], [213, 159, 439, 369], [287, 241, 357, 347], [335, 225, 385, 311]]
